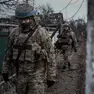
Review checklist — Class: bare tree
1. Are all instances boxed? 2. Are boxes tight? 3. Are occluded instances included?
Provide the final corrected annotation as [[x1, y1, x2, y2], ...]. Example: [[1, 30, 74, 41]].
[[0, 0, 19, 10], [0, 0, 20, 17], [23, 0, 35, 7], [0, 0, 36, 17], [26, 0, 28, 3], [39, 3, 54, 16]]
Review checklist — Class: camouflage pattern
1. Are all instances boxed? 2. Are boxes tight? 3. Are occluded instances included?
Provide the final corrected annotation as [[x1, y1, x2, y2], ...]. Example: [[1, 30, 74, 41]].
[[2, 25, 56, 94], [57, 26, 77, 69]]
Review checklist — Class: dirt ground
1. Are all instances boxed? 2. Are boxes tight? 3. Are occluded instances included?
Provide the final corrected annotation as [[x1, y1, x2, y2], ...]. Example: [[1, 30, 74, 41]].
[[47, 36, 86, 94], [0, 36, 86, 94]]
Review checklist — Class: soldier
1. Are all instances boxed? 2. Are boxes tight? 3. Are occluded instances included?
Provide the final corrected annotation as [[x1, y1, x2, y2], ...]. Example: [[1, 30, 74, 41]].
[[55, 23, 77, 71], [2, 3, 56, 94]]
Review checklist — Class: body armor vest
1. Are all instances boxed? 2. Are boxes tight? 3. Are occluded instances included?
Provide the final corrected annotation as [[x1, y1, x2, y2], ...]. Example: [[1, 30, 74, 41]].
[[58, 30, 72, 45], [11, 28, 43, 73], [55, 30, 72, 49]]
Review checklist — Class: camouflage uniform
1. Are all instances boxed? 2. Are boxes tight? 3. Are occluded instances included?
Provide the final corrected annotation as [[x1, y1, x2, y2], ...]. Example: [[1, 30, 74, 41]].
[[55, 25, 77, 70], [2, 25, 56, 94]]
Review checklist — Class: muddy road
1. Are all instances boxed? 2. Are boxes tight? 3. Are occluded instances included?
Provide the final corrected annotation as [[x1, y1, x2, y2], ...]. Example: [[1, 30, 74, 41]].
[[47, 36, 86, 94]]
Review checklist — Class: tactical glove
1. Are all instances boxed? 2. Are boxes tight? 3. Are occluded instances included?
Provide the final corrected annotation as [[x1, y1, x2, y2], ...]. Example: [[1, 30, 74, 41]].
[[2, 73, 9, 82], [47, 80, 55, 88]]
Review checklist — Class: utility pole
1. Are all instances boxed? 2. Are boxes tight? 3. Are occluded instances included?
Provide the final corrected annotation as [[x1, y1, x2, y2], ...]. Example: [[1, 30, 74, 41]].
[[86, 0, 94, 94]]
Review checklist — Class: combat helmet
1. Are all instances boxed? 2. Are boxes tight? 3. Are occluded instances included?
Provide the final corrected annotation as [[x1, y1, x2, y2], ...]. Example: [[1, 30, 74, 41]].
[[15, 3, 37, 18]]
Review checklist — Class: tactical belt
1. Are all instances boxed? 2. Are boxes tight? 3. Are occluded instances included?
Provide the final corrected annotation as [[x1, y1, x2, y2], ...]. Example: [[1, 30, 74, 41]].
[[12, 59, 34, 64], [60, 43, 71, 45], [13, 45, 32, 50]]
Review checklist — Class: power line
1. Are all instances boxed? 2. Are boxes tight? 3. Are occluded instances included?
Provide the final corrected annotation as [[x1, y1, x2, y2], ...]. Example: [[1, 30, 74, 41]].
[[59, 0, 73, 12], [70, 0, 80, 5], [67, 0, 84, 20], [65, 7, 68, 19]]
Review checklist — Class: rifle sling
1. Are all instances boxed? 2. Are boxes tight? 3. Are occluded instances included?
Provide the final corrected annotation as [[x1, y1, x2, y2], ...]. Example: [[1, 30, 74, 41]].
[[15, 27, 37, 75]]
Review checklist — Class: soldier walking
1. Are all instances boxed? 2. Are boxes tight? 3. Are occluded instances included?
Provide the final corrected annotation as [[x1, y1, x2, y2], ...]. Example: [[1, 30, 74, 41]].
[[55, 23, 77, 71], [2, 3, 56, 94]]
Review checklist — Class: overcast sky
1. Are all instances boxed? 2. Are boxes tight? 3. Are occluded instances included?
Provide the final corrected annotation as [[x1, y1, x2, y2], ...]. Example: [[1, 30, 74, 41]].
[[1, 0, 87, 21], [35, 0, 87, 21]]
